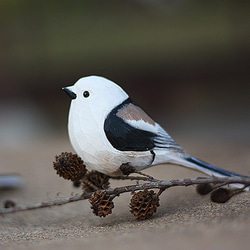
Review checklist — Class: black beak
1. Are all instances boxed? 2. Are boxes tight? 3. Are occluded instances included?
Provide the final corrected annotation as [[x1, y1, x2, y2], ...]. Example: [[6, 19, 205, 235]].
[[62, 87, 77, 99]]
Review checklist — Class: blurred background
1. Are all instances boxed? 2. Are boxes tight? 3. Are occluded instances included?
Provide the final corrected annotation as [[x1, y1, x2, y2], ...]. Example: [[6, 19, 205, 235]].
[[0, 0, 249, 149]]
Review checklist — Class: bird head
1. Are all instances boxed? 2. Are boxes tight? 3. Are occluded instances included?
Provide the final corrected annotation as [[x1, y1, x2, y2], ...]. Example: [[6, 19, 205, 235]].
[[63, 75, 129, 119]]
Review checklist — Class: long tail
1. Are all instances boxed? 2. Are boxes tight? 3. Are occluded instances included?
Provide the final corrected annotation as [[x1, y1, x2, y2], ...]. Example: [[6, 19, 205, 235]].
[[181, 156, 249, 191], [184, 156, 248, 178]]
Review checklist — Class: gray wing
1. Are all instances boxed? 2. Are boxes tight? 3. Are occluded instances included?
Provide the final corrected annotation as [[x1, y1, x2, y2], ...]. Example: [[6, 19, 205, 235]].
[[153, 124, 185, 153]]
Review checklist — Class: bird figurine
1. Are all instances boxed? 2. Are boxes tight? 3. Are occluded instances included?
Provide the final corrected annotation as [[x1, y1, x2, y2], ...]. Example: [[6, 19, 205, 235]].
[[63, 76, 248, 186]]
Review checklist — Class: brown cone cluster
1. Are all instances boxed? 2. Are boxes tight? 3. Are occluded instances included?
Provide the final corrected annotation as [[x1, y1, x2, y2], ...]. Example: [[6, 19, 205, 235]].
[[89, 190, 114, 217], [82, 171, 110, 192], [130, 190, 160, 220], [53, 152, 87, 181]]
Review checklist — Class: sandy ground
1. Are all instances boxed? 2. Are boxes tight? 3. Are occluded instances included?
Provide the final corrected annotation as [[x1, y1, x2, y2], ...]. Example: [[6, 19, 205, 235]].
[[0, 132, 249, 250]]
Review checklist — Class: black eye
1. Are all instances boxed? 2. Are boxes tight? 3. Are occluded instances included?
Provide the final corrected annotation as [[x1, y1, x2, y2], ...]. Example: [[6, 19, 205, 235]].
[[83, 91, 90, 98]]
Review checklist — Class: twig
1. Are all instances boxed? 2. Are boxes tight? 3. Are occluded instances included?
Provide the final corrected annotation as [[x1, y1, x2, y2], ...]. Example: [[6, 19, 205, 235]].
[[110, 175, 153, 182], [134, 170, 158, 181], [0, 176, 249, 215], [82, 176, 99, 191]]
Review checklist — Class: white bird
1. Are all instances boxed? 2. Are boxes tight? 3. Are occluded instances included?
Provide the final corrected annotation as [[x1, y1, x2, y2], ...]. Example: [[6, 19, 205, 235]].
[[63, 76, 248, 183]]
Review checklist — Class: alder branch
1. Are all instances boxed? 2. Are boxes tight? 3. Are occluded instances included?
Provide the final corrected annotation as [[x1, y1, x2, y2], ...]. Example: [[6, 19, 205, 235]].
[[0, 176, 249, 215], [110, 175, 151, 181]]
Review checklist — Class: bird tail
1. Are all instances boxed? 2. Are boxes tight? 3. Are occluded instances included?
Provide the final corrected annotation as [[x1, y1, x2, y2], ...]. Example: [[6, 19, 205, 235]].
[[181, 156, 249, 191], [184, 156, 247, 178]]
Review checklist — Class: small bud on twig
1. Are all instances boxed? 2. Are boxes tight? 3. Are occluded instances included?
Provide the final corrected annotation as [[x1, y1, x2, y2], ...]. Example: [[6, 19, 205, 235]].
[[119, 163, 136, 175], [196, 183, 214, 195], [4, 200, 16, 209], [73, 181, 81, 188], [210, 187, 244, 203]]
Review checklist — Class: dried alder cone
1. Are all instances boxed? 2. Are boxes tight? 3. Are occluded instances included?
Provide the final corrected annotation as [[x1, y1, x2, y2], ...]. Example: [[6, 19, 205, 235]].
[[130, 190, 160, 220], [89, 190, 114, 217], [82, 170, 110, 192], [53, 152, 87, 181]]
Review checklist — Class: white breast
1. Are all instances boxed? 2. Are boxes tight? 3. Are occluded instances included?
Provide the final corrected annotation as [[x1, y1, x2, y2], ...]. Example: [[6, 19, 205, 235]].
[[68, 105, 153, 176]]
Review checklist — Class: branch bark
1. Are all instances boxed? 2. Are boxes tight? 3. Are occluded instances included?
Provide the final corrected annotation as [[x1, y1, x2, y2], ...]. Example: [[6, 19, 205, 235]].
[[0, 176, 249, 215]]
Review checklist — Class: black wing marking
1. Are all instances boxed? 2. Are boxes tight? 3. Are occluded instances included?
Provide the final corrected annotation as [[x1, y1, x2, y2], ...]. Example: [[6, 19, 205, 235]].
[[104, 99, 155, 151], [104, 98, 183, 152]]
